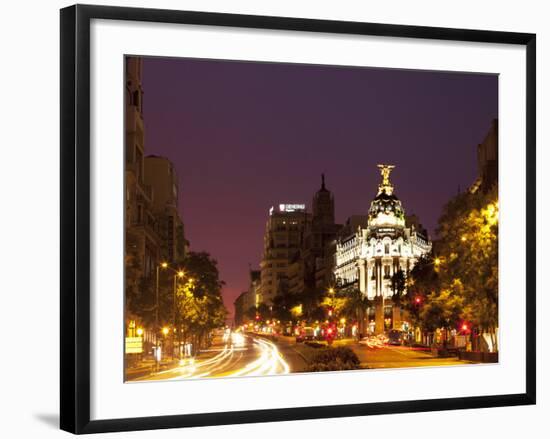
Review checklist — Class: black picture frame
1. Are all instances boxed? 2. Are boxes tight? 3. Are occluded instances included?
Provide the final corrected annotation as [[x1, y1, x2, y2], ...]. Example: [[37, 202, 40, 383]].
[[60, 4, 536, 434]]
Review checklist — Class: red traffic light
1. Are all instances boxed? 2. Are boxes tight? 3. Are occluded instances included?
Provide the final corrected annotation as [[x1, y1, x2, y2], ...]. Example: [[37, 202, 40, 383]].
[[414, 296, 422, 304], [459, 321, 471, 333]]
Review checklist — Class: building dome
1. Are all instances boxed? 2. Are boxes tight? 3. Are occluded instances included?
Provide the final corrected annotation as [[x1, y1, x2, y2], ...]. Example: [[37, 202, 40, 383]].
[[368, 164, 405, 228], [368, 190, 404, 218]]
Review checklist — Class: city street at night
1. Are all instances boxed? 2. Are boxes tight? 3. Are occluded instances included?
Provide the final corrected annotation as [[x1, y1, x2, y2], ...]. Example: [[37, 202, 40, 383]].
[[124, 56, 499, 381], [129, 333, 472, 382]]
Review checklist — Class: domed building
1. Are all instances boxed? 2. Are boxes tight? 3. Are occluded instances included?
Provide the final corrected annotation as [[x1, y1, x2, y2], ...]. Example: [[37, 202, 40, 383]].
[[334, 164, 432, 335]]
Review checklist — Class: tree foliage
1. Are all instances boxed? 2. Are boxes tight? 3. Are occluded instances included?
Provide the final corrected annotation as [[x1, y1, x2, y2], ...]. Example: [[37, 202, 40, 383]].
[[404, 254, 439, 329], [437, 187, 498, 343], [174, 252, 227, 344], [390, 269, 407, 306], [407, 186, 499, 350]]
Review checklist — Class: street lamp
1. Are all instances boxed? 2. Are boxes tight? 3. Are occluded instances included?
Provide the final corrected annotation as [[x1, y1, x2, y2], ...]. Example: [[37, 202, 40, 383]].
[[163, 265, 187, 360], [155, 262, 188, 364], [172, 270, 185, 359], [327, 287, 336, 320], [155, 261, 169, 370]]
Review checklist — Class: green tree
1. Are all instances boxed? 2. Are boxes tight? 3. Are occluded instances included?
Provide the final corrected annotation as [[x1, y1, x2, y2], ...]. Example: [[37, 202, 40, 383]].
[[390, 268, 407, 309], [420, 281, 464, 347], [436, 186, 498, 351], [296, 286, 326, 323], [175, 252, 227, 351], [181, 252, 225, 299], [404, 254, 440, 333], [125, 229, 156, 326], [339, 288, 372, 337], [272, 279, 297, 323]]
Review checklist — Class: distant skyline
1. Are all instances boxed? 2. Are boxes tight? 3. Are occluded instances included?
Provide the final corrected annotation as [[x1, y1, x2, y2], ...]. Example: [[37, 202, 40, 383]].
[[140, 56, 498, 314]]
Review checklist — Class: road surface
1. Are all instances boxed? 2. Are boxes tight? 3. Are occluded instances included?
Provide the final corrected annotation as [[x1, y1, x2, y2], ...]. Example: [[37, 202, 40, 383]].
[[134, 333, 291, 381], [337, 338, 473, 369], [131, 334, 472, 382]]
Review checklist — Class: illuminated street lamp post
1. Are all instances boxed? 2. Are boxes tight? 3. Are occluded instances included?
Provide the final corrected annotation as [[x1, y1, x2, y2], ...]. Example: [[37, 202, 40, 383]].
[[155, 262, 168, 370], [328, 287, 335, 315], [173, 270, 184, 359], [160, 264, 186, 360]]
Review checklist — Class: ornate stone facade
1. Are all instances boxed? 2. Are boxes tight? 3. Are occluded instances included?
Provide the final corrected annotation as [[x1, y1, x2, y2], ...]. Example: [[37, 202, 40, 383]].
[[334, 165, 432, 334]]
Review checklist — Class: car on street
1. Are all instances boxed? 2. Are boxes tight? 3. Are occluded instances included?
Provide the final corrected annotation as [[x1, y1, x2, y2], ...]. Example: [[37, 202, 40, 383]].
[[295, 326, 315, 342], [387, 329, 404, 346]]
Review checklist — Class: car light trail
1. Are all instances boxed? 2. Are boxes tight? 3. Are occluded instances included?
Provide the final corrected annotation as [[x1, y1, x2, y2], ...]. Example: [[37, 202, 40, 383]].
[[227, 337, 290, 377], [140, 334, 291, 381]]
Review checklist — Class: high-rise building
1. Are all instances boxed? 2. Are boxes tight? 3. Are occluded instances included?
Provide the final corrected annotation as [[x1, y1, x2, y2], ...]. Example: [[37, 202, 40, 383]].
[[233, 292, 248, 327], [259, 204, 310, 304], [144, 155, 187, 264], [234, 270, 261, 325], [124, 57, 163, 362], [258, 177, 341, 304], [304, 175, 342, 292], [125, 57, 160, 282], [124, 58, 188, 362], [334, 165, 431, 334], [470, 119, 498, 193]]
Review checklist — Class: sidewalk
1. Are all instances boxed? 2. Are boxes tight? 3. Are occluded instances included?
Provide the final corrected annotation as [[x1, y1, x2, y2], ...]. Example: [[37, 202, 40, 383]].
[[125, 357, 180, 381]]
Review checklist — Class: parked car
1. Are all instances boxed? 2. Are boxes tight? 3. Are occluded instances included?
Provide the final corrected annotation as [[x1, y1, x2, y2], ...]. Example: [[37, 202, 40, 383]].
[[296, 327, 315, 342]]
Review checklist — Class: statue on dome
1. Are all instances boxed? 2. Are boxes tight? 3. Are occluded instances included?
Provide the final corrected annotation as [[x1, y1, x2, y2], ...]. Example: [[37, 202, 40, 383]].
[[377, 164, 395, 195]]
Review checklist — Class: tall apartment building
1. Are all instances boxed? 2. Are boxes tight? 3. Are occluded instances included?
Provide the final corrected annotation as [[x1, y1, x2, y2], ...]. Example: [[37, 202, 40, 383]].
[[258, 177, 341, 305], [304, 175, 342, 292], [144, 155, 187, 264], [249, 269, 262, 309], [259, 204, 310, 304], [234, 270, 261, 325], [125, 57, 160, 282], [124, 58, 187, 355], [233, 292, 248, 327], [470, 119, 498, 194]]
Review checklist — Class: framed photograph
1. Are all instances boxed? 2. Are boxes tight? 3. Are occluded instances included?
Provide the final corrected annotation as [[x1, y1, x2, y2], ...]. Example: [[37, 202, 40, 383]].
[[60, 4, 536, 434]]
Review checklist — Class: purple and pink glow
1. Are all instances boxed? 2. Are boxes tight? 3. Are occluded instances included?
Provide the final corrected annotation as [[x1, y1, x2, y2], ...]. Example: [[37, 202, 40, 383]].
[[141, 57, 497, 314]]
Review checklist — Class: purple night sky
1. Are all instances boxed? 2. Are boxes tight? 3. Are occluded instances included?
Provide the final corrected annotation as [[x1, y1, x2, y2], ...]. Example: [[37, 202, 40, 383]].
[[140, 57, 498, 315]]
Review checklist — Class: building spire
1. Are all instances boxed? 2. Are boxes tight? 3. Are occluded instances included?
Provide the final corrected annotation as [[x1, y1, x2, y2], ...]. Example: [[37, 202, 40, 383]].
[[321, 173, 326, 190], [377, 164, 395, 195]]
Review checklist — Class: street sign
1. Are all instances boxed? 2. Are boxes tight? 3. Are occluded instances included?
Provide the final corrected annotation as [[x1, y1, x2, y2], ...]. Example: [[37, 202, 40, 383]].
[[125, 336, 143, 354]]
